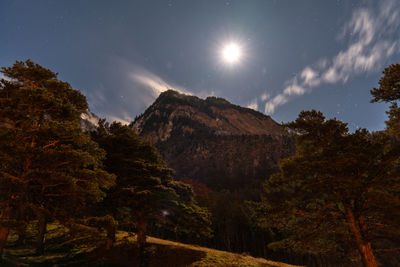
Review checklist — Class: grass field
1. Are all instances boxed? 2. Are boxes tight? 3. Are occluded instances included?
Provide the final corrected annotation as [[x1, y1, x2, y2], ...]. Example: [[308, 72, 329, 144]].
[[2, 223, 301, 267]]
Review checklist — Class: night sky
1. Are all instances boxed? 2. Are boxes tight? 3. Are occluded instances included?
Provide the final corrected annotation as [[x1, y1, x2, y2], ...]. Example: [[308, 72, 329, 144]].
[[1, 0, 399, 131]]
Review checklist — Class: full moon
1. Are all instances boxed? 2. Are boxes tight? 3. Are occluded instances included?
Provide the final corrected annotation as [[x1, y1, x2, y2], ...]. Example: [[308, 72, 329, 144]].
[[221, 43, 241, 64]]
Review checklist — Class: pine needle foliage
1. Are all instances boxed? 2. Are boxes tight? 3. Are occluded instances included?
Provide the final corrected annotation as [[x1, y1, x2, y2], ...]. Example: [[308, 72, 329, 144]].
[[91, 121, 212, 252], [0, 60, 115, 256], [252, 110, 400, 267]]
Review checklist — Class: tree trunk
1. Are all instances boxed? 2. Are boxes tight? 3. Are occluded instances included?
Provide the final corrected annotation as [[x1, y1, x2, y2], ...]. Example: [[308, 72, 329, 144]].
[[0, 226, 10, 259], [15, 226, 27, 246], [136, 212, 147, 251], [36, 214, 47, 255], [345, 207, 378, 267], [136, 211, 148, 267], [105, 224, 116, 251], [15, 207, 27, 246], [0, 206, 12, 259]]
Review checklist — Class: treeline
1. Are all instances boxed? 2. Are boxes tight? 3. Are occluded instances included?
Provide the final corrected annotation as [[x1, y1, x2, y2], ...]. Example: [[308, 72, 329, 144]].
[[0, 60, 212, 263]]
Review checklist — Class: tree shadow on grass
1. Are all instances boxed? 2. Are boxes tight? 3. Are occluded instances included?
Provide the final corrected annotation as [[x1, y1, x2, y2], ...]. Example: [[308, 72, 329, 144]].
[[99, 242, 206, 267]]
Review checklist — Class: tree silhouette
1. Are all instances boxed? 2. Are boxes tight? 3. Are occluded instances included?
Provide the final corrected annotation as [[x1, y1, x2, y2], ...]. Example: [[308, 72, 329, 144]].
[[0, 60, 115, 256], [252, 110, 400, 267], [371, 63, 400, 136], [91, 121, 211, 261]]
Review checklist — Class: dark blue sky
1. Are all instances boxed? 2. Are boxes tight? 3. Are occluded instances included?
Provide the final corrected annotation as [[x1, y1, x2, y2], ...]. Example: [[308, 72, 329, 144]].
[[1, 0, 399, 131]]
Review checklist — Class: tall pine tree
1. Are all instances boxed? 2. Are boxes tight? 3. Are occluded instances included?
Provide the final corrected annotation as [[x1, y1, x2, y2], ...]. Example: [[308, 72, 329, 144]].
[[91, 121, 212, 254], [252, 110, 400, 267], [0, 60, 115, 256], [371, 63, 400, 137]]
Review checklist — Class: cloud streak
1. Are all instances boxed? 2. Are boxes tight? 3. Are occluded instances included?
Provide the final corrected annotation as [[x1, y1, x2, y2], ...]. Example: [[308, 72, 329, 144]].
[[0, 72, 11, 81], [264, 0, 400, 115], [247, 98, 258, 110], [86, 57, 190, 125], [130, 68, 190, 98]]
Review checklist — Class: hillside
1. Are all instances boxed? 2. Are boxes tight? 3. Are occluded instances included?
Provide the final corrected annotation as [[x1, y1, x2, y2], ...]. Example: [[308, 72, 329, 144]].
[[2, 223, 301, 267]]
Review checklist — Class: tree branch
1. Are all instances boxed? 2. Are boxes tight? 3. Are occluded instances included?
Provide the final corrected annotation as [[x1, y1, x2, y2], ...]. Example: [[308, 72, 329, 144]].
[[0, 171, 27, 183], [42, 140, 60, 149], [376, 248, 400, 253]]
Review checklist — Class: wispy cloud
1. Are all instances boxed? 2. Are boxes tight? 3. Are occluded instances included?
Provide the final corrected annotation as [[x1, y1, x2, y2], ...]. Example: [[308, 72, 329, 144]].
[[264, 0, 400, 115], [130, 68, 190, 98], [265, 94, 289, 114], [247, 98, 258, 110], [301, 67, 320, 87], [283, 78, 306, 96], [0, 72, 11, 81], [86, 57, 190, 125], [260, 93, 270, 101], [106, 114, 132, 125]]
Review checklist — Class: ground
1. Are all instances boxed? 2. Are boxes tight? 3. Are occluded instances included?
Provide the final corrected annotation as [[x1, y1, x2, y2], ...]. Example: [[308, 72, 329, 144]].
[[2, 223, 301, 267]]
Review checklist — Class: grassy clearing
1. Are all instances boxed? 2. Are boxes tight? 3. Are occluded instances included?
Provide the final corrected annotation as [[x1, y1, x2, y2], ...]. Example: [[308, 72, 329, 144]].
[[2, 223, 300, 267], [140, 235, 299, 267]]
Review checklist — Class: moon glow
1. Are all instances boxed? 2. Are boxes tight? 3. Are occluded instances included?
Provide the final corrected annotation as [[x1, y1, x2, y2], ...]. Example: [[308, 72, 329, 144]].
[[221, 43, 241, 64]]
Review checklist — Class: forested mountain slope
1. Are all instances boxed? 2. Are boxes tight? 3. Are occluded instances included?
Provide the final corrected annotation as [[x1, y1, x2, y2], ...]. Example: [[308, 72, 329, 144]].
[[131, 90, 298, 263], [132, 90, 294, 191]]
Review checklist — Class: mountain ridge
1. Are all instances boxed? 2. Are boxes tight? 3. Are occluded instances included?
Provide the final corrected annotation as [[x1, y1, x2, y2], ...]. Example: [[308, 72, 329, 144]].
[[131, 89, 295, 191], [132, 90, 285, 144]]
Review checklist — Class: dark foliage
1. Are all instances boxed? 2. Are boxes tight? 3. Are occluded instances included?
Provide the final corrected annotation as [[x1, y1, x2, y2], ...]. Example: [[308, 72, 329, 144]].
[[91, 121, 212, 254], [252, 110, 400, 267], [0, 60, 115, 256]]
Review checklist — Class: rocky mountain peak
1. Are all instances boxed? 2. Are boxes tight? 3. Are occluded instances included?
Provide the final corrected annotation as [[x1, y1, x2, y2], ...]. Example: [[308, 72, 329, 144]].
[[131, 90, 294, 190], [133, 90, 284, 143]]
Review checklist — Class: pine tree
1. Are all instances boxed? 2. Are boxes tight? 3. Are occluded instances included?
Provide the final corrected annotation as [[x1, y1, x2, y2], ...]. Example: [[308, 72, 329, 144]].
[[0, 60, 115, 256], [369, 63, 400, 266], [252, 110, 400, 267], [371, 63, 400, 136], [91, 121, 212, 256]]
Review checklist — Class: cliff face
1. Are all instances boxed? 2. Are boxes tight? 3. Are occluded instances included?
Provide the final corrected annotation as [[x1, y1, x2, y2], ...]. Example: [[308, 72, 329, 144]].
[[132, 90, 294, 190], [80, 110, 99, 132]]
